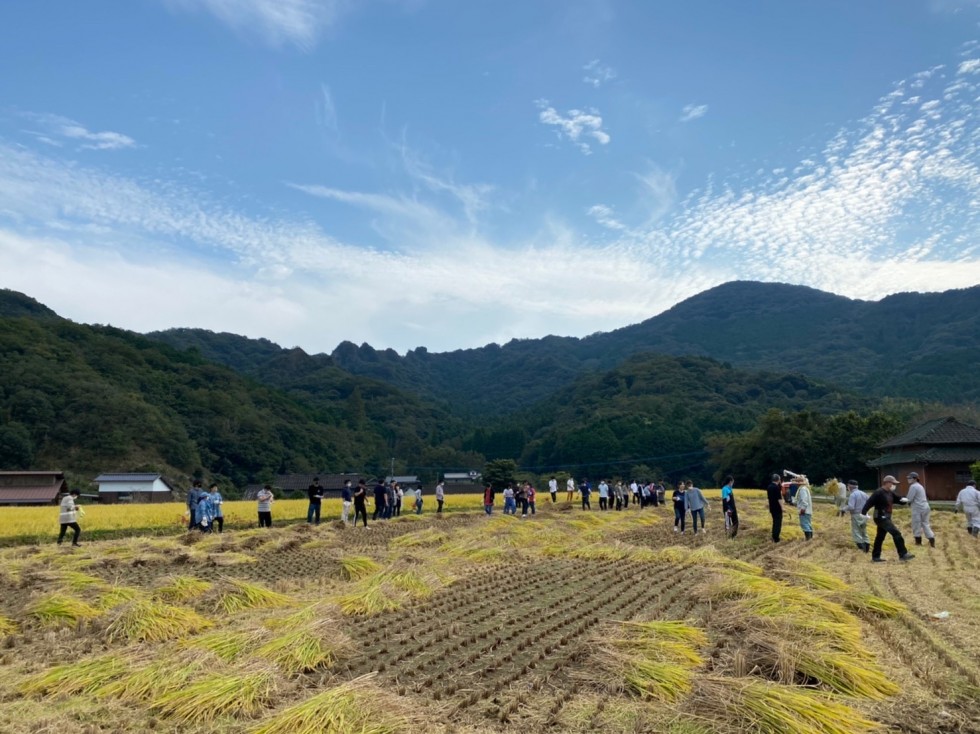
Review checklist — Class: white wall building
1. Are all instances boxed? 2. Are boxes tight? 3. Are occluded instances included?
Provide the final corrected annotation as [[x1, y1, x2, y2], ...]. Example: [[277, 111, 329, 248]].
[[95, 473, 175, 503]]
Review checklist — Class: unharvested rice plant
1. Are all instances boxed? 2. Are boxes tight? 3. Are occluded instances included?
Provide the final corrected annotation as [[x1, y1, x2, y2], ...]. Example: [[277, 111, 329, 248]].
[[0, 494, 978, 733]]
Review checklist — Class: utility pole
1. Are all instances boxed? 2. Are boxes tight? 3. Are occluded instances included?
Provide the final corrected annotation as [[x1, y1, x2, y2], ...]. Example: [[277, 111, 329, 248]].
[[390, 457, 395, 481]]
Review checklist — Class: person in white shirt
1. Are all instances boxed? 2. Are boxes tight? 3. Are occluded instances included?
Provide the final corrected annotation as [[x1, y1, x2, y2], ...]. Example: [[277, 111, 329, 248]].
[[905, 472, 935, 547], [845, 480, 870, 552], [565, 477, 575, 502], [435, 482, 445, 513], [796, 481, 814, 541], [598, 480, 610, 511], [57, 489, 82, 546], [548, 476, 558, 503], [955, 480, 980, 536]]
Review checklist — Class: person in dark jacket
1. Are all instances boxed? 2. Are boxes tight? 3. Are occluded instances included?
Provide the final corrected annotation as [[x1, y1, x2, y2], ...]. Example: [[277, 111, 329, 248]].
[[766, 474, 783, 543], [372, 481, 388, 521], [721, 475, 739, 538], [862, 475, 914, 562], [307, 477, 323, 525], [353, 480, 368, 528], [186, 481, 204, 531]]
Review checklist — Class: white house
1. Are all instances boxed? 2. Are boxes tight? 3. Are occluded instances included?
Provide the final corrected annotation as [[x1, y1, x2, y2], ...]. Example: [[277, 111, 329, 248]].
[[95, 473, 175, 504]]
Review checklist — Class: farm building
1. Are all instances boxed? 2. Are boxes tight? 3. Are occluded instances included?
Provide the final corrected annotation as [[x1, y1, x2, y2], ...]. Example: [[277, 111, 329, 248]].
[[443, 471, 482, 484], [385, 475, 422, 489], [95, 473, 175, 503], [867, 417, 980, 501], [0, 471, 68, 506]]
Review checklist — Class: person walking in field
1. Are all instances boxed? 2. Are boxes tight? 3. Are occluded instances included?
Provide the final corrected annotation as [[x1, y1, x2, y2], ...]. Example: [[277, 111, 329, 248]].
[[672, 483, 686, 533], [767, 473, 783, 543], [833, 479, 848, 517], [566, 477, 575, 502], [307, 476, 324, 525], [353, 479, 369, 528], [186, 480, 204, 531], [341, 480, 353, 525], [385, 482, 396, 519], [845, 480, 870, 552], [721, 475, 739, 538], [503, 484, 516, 515], [526, 483, 537, 516], [955, 479, 980, 536], [516, 483, 528, 517], [685, 481, 707, 534], [256, 484, 274, 528], [483, 484, 495, 516], [613, 481, 624, 510], [435, 481, 445, 514], [196, 490, 216, 532], [394, 483, 403, 517], [549, 476, 558, 503], [630, 480, 639, 508], [413, 485, 423, 514], [598, 480, 609, 511], [57, 489, 82, 547], [905, 472, 935, 548], [373, 481, 388, 521], [796, 480, 814, 540], [580, 480, 592, 510], [207, 484, 224, 533], [862, 475, 914, 562]]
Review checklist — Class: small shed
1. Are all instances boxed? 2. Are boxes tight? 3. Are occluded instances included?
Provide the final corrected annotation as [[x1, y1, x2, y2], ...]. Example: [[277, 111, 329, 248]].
[[385, 475, 421, 489], [443, 471, 482, 484], [95, 473, 175, 504], [0, 471, 67, 506], [867, 417, 980, 501]]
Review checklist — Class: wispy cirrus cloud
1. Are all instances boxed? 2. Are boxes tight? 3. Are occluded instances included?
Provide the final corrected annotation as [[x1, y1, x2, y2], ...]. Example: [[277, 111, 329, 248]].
[[536, 99, 610, 154], [679, 103, 708, 123], [582, 59, 616, 88], [161, 0, 349, 50], [21, 113, 137, 151]]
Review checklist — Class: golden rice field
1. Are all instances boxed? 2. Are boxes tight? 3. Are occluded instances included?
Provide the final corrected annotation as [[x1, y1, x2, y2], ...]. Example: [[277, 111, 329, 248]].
[[0, 494, 977, 734]]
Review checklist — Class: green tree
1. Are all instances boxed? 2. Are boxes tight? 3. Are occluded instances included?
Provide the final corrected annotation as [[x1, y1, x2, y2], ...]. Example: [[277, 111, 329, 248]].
[[483, 459, 518, 490], [0, 422, 34, 469]]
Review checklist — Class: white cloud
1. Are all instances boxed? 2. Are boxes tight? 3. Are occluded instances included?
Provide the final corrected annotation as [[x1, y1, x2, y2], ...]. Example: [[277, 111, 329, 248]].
[[958, 58, 980, 75], [679, 104, 708, 123], [22, 113, 137, 151], [161, 0, 349, 50], [536, 100, 611, 154], [316, 83, 338, 133], [582, 59, 616, 88]]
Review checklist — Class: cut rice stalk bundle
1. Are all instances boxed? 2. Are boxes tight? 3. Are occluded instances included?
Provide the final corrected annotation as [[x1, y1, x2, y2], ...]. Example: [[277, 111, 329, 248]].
[[100, 655, 204, 702], [96, 586, 143, 610], [155, 574, 212, 602], [256, 620, 347, 676], [106, 599, 213, 643], [339, 556, 382, 581], [251, 674, 405, 734], [152, 668, 277, 724], [0, 615, 17, 636], [55, 570, 109, 591], [687, 547, 763, 575], [207, 551, 258, 566], [439, 538, 507, 563], [337, 581, 402, 617], [842, 592, 907, 618], [621, 656, 696, 702], [623, 620, 710, 648], [218, 579, 293, 614], [28, 594, 101, 626], [19, 654, 127, 697], [788, 562, 851, 593], [389, 528, 448, 548], [185, 628, 266, 661], [699, 677, 883, 734]]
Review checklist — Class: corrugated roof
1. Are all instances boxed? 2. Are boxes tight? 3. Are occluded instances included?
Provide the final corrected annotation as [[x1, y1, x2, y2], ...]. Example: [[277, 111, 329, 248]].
[[0, 486, 62, 504], [868, 446, 980, 467], [95, 473, 162, 482], [879, 417, 980, 448]]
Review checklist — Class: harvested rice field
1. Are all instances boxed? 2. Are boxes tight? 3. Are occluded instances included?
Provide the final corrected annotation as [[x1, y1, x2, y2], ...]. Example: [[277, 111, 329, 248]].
[[1, 495, 978, 734]]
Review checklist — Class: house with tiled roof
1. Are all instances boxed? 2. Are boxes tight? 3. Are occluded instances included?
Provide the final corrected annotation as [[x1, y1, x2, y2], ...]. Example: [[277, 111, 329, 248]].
[[868, 417, 980, 500], [0, 471, 67, 505], [95, 473, 175, 503]]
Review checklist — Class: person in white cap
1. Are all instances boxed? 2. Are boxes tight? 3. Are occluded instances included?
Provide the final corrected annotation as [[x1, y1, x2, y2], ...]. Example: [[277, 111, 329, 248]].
[[954, 479, 980, 537], [905, 472, 935, 547], [845, 480, 870, 552], [862, 475, 913, 562]]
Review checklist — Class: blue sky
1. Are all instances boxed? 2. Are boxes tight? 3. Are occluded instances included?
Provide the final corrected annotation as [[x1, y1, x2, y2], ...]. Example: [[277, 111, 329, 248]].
[[1, 1, 978, 353]]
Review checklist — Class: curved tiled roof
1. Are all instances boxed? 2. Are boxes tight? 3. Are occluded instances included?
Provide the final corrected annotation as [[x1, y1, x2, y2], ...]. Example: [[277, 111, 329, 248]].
[[878, 417, 980, 448]]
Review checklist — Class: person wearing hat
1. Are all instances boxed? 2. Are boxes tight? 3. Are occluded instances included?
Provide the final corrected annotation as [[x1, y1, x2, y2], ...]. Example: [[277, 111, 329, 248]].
[[833, 478, 848, 517], [904, 472, 935, 548], [845, 480, 871, 552], [766, 473, 784, 543], [861, 475, 914, 562], [954, 479, 980, 537]]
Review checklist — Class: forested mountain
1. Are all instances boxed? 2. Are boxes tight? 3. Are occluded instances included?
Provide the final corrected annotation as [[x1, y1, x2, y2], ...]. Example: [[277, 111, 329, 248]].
[[324, 282, 980, 414], [0, 292, 477, 487]]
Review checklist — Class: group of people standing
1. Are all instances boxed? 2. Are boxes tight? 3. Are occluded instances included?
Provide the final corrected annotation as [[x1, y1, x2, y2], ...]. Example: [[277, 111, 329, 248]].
[[185, 480, 226, 532]]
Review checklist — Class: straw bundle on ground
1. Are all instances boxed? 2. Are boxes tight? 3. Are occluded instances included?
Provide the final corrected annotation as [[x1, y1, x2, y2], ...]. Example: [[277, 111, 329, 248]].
[[338, 556, 382, 581], [0, 615, 17, 636], [152, 667, 277, 724], [19, 655, 127, 697], [28, 594, 101, 626], [154, 574, 212, 602], [217, 579, 293, 614], [106, 599, 212, 643], [257, 618, 348, 676], [185, 628, 267, 661]]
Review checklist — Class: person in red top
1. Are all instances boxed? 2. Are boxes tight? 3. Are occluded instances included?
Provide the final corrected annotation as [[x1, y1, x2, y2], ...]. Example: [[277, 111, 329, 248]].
[[526, 483, 536, 516], [483, 484, 495, 516]]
